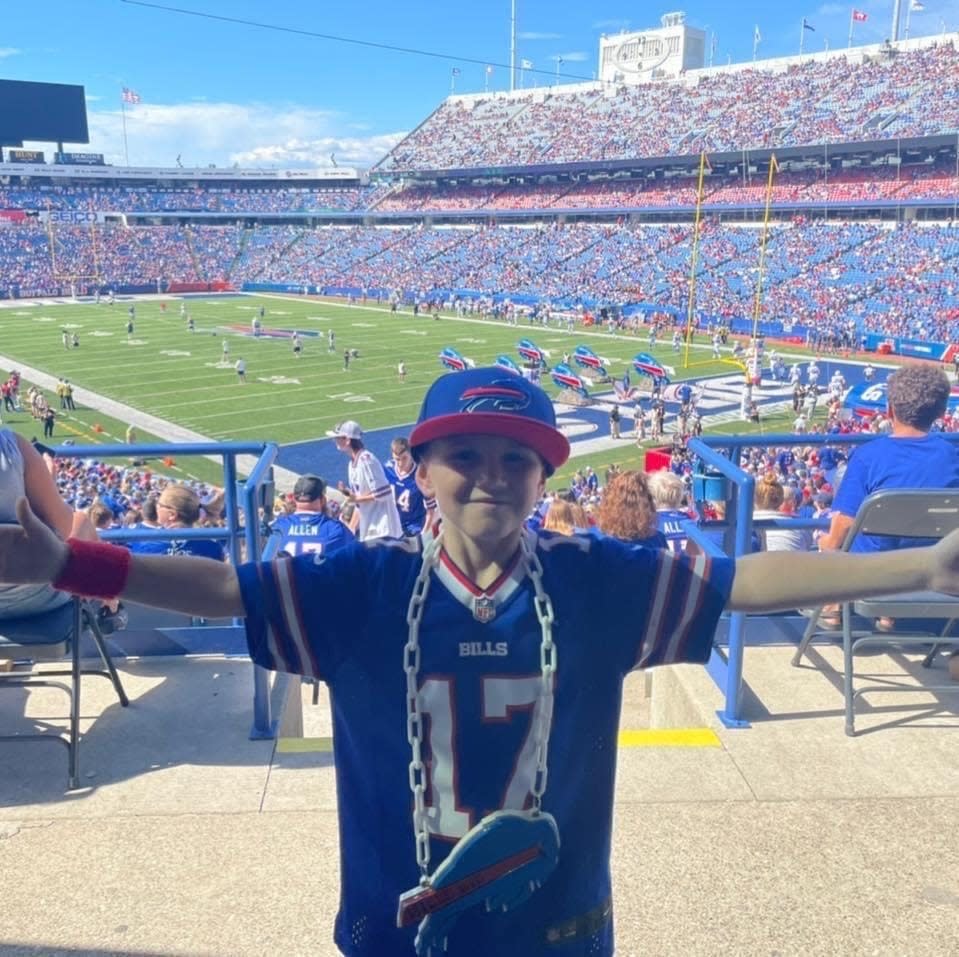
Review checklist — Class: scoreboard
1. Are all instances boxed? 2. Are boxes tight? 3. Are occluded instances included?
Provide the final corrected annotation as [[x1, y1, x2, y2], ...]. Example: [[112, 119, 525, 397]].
[[0, 79, 89, 144]]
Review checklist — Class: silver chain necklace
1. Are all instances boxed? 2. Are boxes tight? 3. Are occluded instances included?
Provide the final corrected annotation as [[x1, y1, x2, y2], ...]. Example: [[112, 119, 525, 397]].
[[403, 527, 558, 882]]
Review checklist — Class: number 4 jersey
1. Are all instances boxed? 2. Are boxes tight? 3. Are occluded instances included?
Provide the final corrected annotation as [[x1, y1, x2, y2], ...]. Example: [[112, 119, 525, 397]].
[[237, 525, 734, 956]]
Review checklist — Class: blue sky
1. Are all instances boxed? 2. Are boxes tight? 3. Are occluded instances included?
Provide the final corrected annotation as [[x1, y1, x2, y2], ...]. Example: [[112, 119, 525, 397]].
[[1, 0, 956, 169]]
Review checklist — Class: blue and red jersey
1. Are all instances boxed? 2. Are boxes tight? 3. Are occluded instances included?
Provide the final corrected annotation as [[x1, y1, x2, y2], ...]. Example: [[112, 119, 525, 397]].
[[237, 525, 733, 956]]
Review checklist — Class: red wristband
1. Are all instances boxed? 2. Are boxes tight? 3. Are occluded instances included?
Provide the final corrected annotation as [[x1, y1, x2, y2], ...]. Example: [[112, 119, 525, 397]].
[[53, 538, 132, 600]]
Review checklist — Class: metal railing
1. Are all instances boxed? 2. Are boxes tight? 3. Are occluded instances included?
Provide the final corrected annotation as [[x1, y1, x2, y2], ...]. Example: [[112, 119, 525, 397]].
[[52, 440, 280, 738], [685, 431, 959, 727]]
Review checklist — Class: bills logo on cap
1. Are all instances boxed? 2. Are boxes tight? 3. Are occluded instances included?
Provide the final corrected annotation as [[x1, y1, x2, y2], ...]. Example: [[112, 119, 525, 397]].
[[459, 384, 530, 414]]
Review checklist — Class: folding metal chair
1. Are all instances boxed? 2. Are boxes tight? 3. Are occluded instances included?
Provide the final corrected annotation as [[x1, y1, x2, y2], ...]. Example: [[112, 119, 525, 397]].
[[0, 596, 129, 788], [791, 489, 959, 735]]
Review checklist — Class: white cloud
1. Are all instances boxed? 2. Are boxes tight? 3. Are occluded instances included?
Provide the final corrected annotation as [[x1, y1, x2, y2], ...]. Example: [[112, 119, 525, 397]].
[[70, 101, 404, 169], [816, 3, 845, 15], [555, 51, 589, 63], [0, 47, 21, 59], [518, 31, 562, 40]]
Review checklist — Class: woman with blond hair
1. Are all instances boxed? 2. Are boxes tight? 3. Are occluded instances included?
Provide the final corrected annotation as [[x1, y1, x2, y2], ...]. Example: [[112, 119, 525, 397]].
[[129, 484, 225, 561], [542, 498, 589, 536], [596, 470, 667, 547], [753, 471, 812, 553]]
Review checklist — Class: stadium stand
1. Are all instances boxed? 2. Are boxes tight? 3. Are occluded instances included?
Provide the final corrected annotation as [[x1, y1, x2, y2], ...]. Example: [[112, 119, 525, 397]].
[[2, 220, 958, 342], [374, 42, 959, 173]]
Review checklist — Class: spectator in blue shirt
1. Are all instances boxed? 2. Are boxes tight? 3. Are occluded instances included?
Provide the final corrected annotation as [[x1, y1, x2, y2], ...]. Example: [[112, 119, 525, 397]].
[[271, 474, 355, 558], [820, 364, 959, 554], [130, 484, 225, 561]]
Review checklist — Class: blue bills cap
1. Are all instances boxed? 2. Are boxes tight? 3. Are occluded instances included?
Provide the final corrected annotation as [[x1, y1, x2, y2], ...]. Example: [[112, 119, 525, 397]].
[[409, 367, 570, 475]]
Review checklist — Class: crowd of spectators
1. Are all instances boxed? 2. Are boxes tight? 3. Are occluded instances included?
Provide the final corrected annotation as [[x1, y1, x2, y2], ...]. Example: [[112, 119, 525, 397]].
[[0, 184, 384, 214], [1, 219, 957, 344], [376, 42, 959, 173], [42, 449, 225, 533], [371, 162, 958, 213], [0, 166, 951, 224]]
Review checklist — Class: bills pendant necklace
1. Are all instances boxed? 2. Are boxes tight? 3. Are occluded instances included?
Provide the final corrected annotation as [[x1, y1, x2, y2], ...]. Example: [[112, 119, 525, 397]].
[[397, 530, 560, 956]]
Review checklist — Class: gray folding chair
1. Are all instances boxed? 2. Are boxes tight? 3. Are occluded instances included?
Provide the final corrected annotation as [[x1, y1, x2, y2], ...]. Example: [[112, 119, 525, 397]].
[[791, 488, 959, 735], [0, 597, 129, 788]]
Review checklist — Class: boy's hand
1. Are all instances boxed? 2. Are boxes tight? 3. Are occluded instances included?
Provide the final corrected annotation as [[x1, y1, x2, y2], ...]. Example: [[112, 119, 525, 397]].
[[0, 497, 70, 585], [927, 528, 959, 595]]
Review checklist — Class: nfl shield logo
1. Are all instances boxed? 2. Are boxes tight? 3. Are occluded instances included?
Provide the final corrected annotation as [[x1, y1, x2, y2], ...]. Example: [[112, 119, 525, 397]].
[[473, 597, 497, 623]]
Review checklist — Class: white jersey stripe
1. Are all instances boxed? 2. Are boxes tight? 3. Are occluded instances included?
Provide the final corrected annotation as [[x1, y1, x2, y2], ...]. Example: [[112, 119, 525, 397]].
[[272, 559, 318, 678], [637, 552, 677, 668], [664, 553, 709, 664]]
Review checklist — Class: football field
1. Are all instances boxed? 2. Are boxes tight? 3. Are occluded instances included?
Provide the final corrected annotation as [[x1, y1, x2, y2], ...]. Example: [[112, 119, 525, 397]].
[[0, 293, 878, 486]]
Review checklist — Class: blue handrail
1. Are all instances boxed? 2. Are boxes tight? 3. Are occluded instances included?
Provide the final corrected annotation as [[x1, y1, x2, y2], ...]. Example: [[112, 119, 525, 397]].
[[686, 431, 959, 726], [52, 439, 280, 738]]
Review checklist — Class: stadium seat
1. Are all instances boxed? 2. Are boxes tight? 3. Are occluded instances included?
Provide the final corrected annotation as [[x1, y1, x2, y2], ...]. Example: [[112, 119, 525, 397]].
[[792, 489, 959, 736], [0, 597, 129, 789]]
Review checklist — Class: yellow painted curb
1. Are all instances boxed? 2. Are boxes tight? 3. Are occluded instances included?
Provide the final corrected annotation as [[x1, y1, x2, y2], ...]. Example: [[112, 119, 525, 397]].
[[277, 728, 721, 754], [618, 728, 721, 748]]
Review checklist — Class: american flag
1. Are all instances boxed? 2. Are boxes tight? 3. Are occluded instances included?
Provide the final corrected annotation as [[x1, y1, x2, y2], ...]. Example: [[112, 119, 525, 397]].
[[121, 87, 141, 105]]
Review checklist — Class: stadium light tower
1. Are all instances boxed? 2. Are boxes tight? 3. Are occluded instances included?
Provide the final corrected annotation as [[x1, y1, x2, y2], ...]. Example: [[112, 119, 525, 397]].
[[510, 0, 517, 92], [891, 0, 902, 41]]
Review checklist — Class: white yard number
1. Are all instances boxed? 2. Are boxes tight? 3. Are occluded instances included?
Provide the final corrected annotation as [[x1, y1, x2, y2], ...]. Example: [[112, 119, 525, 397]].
[[417, 675, 544, 839]]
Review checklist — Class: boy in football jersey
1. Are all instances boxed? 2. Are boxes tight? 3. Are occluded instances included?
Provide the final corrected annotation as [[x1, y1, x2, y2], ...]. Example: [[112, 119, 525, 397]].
[[5, 368, 959, 957], [271, 474, 354, 557], [384, 436, 431, 536]]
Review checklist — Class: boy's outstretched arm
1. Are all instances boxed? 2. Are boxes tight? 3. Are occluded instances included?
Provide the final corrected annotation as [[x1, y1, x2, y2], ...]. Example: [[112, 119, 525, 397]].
[[728, 529, 959, 613], [0, 497, 244, 620]]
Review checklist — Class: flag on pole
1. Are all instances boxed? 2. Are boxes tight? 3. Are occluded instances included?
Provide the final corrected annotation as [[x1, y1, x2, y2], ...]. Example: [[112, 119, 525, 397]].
[[910, 0, 925, 11], [802, 18, 816, 31], [754, 25, 762, 43], [521, 58, 533, 69], [485, 65, 493, 75], [852, 9, 868, 21], [121, 87, 141, 104], [451, 67, 461, 76]]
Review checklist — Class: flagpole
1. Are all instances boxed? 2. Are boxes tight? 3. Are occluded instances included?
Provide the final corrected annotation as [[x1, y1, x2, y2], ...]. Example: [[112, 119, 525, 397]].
[[753, 155, 778, 339], [510, 0, 516, 92], [450, 70, 456, 95], [799, 20, 805, 56], [905, 1, 912, 40], [753, 28, 759, 62], [120, 96, 130, 167], [848, 10, 854, 48], [683, 151, 708, 370]]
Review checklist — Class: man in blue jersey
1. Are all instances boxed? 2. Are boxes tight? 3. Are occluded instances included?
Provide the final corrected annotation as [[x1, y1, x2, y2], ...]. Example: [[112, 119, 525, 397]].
[[6, 368, 959, 956], [384, 437, 431, 536], [646, 468, 694, 554], [271, 474, 354, 557]]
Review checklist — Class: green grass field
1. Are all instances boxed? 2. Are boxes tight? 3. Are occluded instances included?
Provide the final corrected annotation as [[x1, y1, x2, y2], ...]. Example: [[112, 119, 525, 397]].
[[0, 293, 871, 488], [0, 294, 745, 438]]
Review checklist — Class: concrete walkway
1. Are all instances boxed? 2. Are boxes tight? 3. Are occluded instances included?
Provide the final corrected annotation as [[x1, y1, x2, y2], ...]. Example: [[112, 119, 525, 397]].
[[1, 626, 957, 957]]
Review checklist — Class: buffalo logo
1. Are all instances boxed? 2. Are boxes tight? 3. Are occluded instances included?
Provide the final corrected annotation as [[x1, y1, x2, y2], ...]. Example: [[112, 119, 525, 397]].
[[459, 383, 530, 414]]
